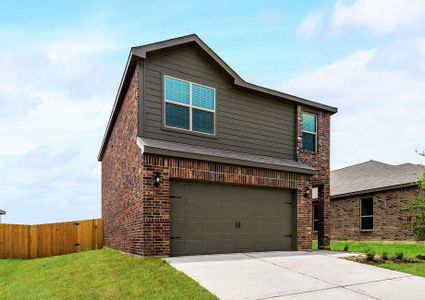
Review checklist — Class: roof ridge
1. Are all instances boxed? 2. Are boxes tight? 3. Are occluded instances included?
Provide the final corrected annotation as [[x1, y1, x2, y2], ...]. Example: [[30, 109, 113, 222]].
[[131, 33, 198, 50], [331, 160, 384, 172]]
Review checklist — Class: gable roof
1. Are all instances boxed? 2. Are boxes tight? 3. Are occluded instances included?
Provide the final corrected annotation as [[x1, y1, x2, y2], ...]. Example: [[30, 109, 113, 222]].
[[331, 160, 424, 198], [98, 34, 338, 161]]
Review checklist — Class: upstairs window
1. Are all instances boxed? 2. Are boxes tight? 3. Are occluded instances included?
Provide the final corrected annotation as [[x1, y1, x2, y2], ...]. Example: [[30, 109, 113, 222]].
[[302, 112, 317, 152], [164, 76, 215, 135], [360, 198, 373, 230]]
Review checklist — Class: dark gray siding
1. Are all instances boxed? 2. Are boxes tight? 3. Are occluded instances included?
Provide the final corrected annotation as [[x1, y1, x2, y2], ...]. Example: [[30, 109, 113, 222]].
[[140, 44, 296, 160]]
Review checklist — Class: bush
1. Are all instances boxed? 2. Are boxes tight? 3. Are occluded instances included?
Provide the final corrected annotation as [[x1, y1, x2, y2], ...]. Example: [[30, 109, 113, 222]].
[[395, 251, 404, 260], [416, 254, 425, 260], [343, 244, 349, 252], [408, 151, 425, 240], [382, 252, 388, 260], [366, 249, 375, 261]]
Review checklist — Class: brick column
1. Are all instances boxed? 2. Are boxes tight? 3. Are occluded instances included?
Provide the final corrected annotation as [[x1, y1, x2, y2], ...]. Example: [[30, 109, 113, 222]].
[[296, 105, 331, 250], [296, 183, 313, 250], [141, 157, 170, 256], [317, 184, 330, 250]]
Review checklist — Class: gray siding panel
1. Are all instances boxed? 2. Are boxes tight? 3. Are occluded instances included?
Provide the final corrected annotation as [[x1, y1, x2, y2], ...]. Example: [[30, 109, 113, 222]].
[[142, 45, 296, 160]]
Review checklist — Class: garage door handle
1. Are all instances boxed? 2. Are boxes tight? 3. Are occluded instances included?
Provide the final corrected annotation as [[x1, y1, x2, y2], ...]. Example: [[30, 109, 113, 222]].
[[284, 234, 292, 237], [170, 236, 182, 239], [235, 222, 241, 229]]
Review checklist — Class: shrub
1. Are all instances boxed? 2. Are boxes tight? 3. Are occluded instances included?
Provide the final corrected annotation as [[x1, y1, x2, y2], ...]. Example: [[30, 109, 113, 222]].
[[416, 254, 425, 260], [395, 251, 404, 260], [382, 252, 388, 260], [366, 249, 375, 261], [408, 151, 425, 240], [343, 244, 349, 252]]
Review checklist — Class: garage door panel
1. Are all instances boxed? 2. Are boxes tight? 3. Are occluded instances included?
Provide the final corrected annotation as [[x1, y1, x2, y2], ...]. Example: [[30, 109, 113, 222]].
[[220, 200, 239, 217], [203, 218, 225, 234], [171, 182, 294, 256]]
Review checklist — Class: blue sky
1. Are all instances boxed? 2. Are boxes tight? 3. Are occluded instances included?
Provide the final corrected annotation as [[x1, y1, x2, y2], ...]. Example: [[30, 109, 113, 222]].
[[0, 0, 424, 224]]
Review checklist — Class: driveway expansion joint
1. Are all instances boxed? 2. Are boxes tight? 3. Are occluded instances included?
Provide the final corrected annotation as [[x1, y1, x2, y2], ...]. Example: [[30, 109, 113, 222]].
[[243, 253, 411, 300]]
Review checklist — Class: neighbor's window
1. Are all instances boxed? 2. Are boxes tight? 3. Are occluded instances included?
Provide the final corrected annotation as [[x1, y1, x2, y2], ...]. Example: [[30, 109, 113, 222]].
[[302, 112, 317, 152], [164, 76, 215, 135], [360, 198, 373, 230], [312, 203, 319, 232]]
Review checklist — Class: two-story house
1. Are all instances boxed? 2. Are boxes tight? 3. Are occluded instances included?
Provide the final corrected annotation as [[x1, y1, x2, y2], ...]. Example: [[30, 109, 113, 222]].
[[98, 34, 337, 256]]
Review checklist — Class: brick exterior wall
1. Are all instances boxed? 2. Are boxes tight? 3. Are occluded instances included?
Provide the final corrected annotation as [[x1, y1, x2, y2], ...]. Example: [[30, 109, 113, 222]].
[[331, 186, 420, 241], [101, 65, 332, 256], [143, 154, 314, 252], [296, 106, 331, 250], [102, 64, 145, 254]]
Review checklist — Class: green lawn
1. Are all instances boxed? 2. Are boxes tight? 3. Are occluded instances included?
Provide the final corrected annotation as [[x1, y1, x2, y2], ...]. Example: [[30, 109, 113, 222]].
[[380, 261, 425, 277], [316, 240, 425, 259], [314, 240, 425, 277], [0, 248, 216, 300]]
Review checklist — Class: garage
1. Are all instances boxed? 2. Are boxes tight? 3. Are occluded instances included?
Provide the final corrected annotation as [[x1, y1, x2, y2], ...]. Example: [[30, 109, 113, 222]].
[[170, 181, 295, 256]]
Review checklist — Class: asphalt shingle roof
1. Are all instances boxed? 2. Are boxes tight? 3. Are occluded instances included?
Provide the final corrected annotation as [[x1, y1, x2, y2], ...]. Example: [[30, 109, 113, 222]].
[[331, 160, 424, 198], [137, 137, 315, 174]]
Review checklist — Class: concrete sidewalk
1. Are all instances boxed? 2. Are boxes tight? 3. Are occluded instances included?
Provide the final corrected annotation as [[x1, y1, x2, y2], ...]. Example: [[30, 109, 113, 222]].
[[166, 251, 425, 300]]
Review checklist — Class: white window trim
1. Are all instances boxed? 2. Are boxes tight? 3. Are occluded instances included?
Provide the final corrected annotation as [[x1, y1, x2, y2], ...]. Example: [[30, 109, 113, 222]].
[[302, 112, 317, 152], [360, 198, 374, 231], [163, 75, 216, 135]]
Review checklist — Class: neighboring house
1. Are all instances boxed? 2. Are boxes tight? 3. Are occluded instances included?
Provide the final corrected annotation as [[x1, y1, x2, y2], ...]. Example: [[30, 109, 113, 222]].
[[0, 209, 5, 223], [331, 160, 424, 241], [98, 34, 337, 257]]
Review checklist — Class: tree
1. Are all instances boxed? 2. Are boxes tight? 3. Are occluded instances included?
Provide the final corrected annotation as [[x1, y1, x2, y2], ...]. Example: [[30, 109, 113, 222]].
[[408, 151, 425, 240]]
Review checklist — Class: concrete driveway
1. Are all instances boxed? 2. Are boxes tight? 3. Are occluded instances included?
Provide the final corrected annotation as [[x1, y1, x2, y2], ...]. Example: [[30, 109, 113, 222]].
[[166, 251, 425, 300]]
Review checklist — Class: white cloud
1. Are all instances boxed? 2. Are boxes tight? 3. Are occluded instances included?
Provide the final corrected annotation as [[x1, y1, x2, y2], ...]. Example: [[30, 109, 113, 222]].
[[332, 0, 425, 34], [46, 37, 117, 62], [297, 0, 425, 38], [282, 38, 425, 169], [297, 8, 327, 39], [0, 28, 122, 224]]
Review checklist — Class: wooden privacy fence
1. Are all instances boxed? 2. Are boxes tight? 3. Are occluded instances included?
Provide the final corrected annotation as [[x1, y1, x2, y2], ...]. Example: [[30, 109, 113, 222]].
[[0, 218, 103, 259]]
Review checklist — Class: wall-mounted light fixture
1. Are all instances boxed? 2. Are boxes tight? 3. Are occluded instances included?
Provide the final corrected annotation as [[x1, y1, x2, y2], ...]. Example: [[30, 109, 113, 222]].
[[304, 187, 311, 197], [153, 172, 161, 187]]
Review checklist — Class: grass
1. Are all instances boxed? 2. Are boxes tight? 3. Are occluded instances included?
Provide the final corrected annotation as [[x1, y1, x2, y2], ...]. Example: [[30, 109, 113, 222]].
[[313, 240, 425, 259], [0, 248, 216, 300], [380, 262, 425, 277], [313, 240, 425, 277]]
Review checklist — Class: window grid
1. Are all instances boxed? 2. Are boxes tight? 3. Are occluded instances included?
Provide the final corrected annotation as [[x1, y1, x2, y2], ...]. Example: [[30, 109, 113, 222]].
[[164, 75, 215, 135], [302, 112, 317, 152]]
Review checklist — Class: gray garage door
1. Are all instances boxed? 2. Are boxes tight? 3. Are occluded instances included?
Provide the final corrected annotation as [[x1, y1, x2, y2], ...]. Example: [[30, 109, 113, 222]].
[[170, 181, 294, 256]]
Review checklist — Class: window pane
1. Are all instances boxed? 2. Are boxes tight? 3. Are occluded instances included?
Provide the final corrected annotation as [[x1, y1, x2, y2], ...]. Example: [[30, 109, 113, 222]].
[[302, 132, 316, 151], [192, 109, 214, 134], [361, 198, 373, 216], [165, 103, 189, 129], [165, 77, 189, 104], [313, 220, 319, 232], [192, 84, 215, 110], [313, 204, 319, 219], [302, 113, 316, 132], [361, 216, 373, 230]]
